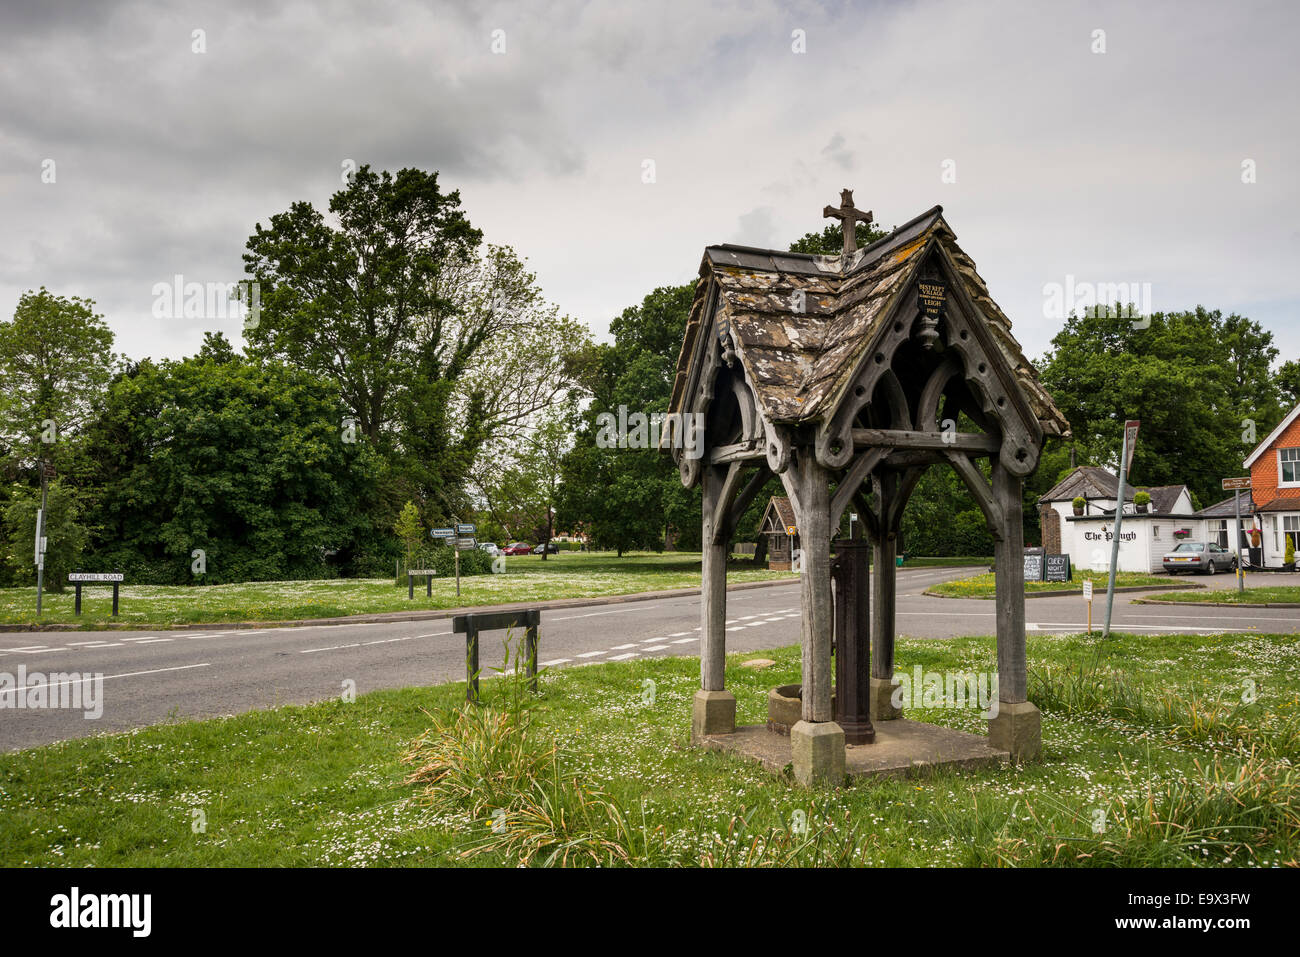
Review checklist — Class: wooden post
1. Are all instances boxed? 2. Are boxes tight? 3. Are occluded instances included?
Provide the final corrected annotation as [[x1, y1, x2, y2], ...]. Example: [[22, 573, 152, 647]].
[[700, 465, 728, 692], [832, 539, 873, 743], [869, 472, 902, 721], [524, 620, 539, 693], [992, 462, 1027, 704], [74, 583, 82, 616], [464, 615, 480, 703], [796, 458, 834, 723]]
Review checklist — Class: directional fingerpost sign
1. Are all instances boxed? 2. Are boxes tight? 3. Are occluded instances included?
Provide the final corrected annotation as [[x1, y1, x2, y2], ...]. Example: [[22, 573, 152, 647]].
[[1222, 476, 1251, 491], [456, 523, 475, 535]]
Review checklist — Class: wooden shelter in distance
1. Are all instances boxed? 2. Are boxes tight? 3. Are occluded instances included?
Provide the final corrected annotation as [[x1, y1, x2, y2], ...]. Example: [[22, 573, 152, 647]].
[[758, 495, 798, 570], [665, 195, 1070, 786]]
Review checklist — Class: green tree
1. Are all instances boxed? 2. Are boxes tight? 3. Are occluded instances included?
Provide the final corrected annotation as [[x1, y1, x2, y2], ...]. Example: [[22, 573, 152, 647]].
[[557, 285, 698, 555], [393, 501, 423, 572], [788, 220, 888, 256], [76, 343, 383, 583], [474, 412, 574, 559], [243, 167, 586, 517], [0, 287, 117, 467], [1038, 307, 1284, 506], [4, 481, 88, 592], [1279, 359, 1300, 409]]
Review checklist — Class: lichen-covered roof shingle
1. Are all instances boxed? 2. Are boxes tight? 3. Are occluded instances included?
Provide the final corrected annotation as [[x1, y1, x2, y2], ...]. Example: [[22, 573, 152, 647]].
[[669, 205, 1071, 438]]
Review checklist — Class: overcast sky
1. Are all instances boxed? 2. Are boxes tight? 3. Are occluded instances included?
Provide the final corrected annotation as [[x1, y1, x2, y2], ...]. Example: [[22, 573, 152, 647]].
[[2, 0, 1297, 367]]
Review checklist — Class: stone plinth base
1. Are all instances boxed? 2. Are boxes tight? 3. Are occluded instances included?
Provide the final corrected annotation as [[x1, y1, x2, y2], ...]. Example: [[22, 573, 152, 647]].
[[790, 720, 845, 788], [987, 700, 1041, 762], [698, 718, 1009, 783], [691, 689, 736, 742], [870, 677, 902, 721]]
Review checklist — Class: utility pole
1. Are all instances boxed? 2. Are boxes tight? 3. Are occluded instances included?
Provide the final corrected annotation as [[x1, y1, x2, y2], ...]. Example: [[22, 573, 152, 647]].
[[34, 459, 50, 617], [1103, 420, 1139, 638]]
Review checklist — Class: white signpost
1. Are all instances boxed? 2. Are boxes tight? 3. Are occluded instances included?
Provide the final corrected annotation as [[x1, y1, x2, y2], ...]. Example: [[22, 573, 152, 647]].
[[1082, 578, 1093, 633], [1223, 476, 1251, 594]]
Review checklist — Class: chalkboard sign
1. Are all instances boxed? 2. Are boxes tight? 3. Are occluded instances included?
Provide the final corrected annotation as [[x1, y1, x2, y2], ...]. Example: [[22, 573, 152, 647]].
[[1044, 553, 1072, 582], [1023, 550, 1045, 582]]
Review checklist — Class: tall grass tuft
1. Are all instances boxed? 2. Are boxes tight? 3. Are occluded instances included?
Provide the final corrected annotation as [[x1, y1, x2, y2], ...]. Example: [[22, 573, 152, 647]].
[[953, 750, 1300, 867]]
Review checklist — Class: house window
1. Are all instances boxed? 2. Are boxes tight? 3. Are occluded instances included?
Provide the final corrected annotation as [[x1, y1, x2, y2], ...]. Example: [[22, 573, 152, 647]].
[[1286, 516, 1300, 551], [1153, 525, 1160, 539], [1209, 519, 1228, 549], [1281, 448, 1300, 485]]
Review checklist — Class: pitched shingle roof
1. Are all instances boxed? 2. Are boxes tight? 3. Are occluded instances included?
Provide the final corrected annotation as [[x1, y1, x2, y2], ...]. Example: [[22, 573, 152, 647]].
[[1195, 495, 1258, 518], [1043, 467, 1191, 514], [670, 206, 1070, 437]]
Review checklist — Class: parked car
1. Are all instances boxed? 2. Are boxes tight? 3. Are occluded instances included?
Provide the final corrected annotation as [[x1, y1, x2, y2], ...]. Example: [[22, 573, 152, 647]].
[[532, 542, 560, 555], [1162, 541, 1237, 574], [477, 542, 501, 557], [502, 542, 532, 556]]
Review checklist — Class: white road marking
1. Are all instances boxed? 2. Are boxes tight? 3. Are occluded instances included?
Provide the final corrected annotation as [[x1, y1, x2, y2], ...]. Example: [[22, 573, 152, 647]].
[[671, 638, 695, 644], [539, 658, 569, 667], [131, 638, 173, 644], [298, 631, 449, 654], [608, 652, 638, 661], [576, 650, 606, 658], [66, 640, 112, 646], [8, 646, 51, 652], [726, 626, 744, 632], [642, 645, 669, 651], [1029, 622, 1226, 634], [549, 607, 641, 622], [0, 662, 211, 699], [667, 632, 690, 637], [611, 643, 638, 650]]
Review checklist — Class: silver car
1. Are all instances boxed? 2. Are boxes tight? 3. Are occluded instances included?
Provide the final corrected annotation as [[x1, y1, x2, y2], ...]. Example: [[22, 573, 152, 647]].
[[1162, 541, 1237, 574]]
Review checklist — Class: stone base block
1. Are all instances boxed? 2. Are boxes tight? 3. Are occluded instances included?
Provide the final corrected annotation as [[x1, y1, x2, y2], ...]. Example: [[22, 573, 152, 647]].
[[790, 720, 845, 788], [987, 700, 1041, 762], [692, 689, 736, 742], [871, 677, 902, 721]]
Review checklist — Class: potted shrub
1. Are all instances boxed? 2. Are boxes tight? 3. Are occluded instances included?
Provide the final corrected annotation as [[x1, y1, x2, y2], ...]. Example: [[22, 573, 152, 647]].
[[1250, 527, 1261, 549], [1286, 535, 1296, 572], [1134, 491, 1151, 513], [1072, 496, 1086, 516]]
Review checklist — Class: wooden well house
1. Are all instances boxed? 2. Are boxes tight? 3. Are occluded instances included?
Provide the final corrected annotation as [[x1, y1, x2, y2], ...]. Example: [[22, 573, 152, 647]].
[[758, 495, 798, 570], [664, 192, 1071, 786]]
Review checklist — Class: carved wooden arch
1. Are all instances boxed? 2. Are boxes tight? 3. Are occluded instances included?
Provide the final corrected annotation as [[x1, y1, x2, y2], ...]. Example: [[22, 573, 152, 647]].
[[814, 242, 1043, 478], [674, 284, 769, 489]]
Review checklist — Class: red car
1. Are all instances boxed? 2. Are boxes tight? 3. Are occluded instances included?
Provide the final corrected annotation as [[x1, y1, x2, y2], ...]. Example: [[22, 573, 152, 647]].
[[502, 542, 532, 556]]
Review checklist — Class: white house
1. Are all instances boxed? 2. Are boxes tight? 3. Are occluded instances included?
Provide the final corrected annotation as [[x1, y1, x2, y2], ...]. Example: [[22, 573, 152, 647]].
[[1038, 467, 1200, 573]]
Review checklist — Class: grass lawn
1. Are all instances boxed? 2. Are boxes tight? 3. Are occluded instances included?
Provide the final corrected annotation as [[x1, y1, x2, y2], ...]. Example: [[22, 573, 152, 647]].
[[1144, 586, 1300, 605], [2, 629, 1296, 867], [929, 569, 1182, 598], [0, 552, 794, 629], [895, 556, 993, 568]]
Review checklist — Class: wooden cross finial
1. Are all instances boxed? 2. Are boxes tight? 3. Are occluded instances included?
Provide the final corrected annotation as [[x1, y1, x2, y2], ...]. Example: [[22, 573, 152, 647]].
[[822, 188, 873, 258]]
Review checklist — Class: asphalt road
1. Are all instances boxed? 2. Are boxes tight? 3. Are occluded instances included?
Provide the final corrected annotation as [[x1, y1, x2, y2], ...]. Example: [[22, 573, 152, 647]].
[[2, 565, 1297, 752]]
